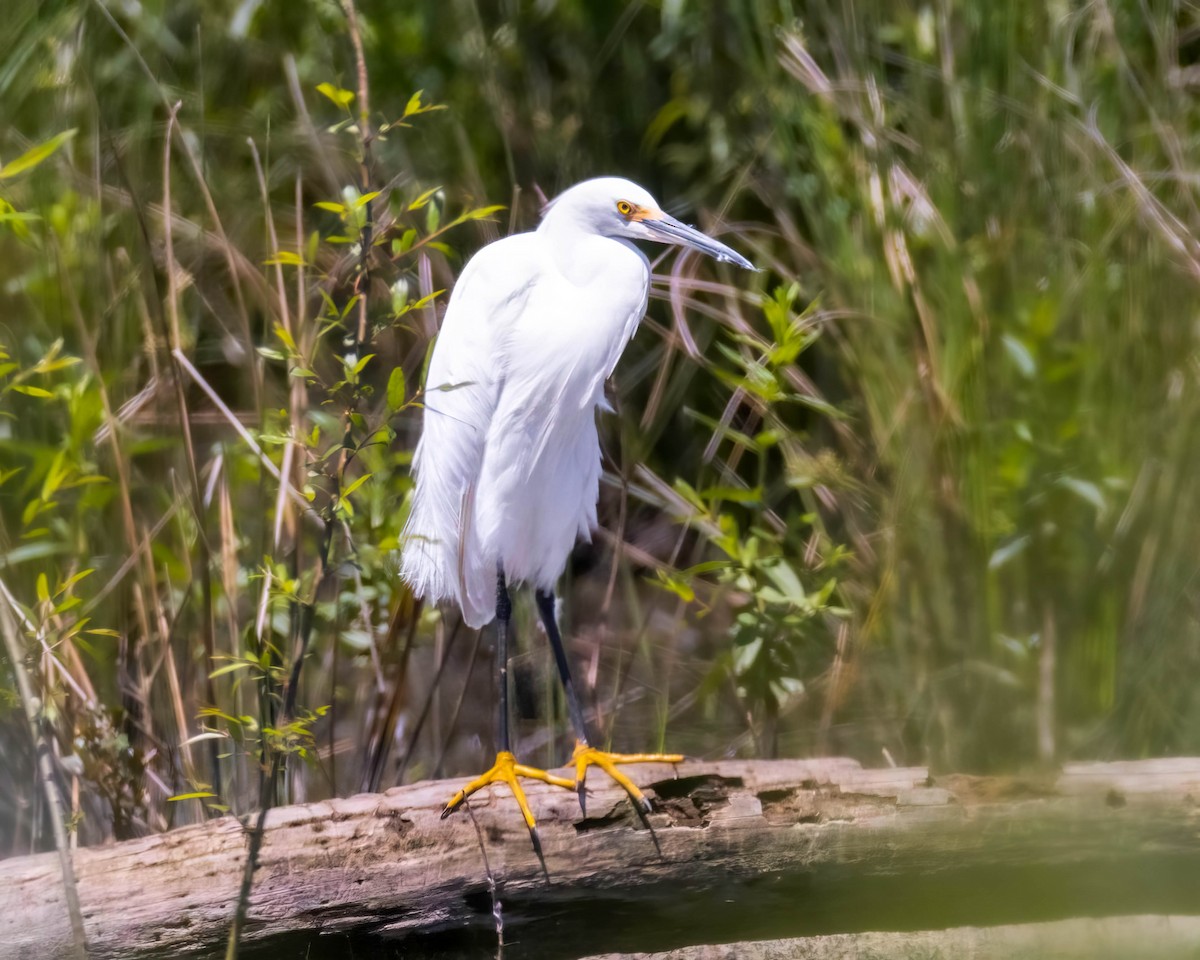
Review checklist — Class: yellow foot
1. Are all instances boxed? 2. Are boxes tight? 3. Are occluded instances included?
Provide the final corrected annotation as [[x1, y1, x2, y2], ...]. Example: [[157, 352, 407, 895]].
[[441, 751, 575, 835], [571, 741, 683, 817]]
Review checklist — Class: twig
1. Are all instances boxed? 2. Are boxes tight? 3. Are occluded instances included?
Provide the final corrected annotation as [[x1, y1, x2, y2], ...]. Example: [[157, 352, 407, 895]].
[[339, 0, 374, 355], [161, 102, 222, 805], [465, 803, 504, 960], [170, 348, 320, 522]]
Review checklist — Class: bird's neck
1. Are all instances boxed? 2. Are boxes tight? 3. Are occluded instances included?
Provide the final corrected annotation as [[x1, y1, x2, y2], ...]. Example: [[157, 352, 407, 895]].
[[537, 216, 644, 285]]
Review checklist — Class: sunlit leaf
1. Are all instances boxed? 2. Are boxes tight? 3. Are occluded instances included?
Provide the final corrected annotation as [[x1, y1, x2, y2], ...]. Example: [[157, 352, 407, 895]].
[[407, 186, 440, 211], [463, 204, 506, 221], [264, 251, 305, 267], [988, 535, 1031, 571], [0, 129, 76, 179], [59, 568, 94, 593], [209, 661, 254, 679], [1002, 334, 1036, 378], [341, 472, 373, 498], [11, 385, 53, 398], [1057, 476, 1107, 515], [315, 83, 354, 110]]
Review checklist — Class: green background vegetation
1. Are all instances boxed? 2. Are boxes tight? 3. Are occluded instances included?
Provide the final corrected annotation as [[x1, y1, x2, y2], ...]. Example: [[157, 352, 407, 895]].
[[3, 0, 1199, 849]]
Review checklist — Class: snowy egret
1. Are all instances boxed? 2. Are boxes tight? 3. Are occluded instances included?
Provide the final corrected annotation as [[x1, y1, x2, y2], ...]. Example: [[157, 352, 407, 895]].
[[400, 176, 753, 844]]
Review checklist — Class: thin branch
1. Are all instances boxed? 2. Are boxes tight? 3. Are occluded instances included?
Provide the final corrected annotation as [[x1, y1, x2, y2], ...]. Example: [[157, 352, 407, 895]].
[[162, 101, 222, 804], [171, 348, 322, 524]]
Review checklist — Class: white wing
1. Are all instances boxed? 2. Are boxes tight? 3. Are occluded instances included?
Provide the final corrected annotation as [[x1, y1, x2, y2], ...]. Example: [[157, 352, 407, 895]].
[[399, 234, 541, 627], [472, 235, 650, 591]]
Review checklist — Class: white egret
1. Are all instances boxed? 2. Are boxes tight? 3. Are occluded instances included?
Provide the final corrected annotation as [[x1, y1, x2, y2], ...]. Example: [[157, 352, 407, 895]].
[[400, 176, 753, 843]]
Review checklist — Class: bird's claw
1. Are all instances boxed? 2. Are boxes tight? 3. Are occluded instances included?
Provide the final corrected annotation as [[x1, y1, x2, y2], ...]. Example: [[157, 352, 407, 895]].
[[570, 741, 682, 817], [441, 750, 576, 834]]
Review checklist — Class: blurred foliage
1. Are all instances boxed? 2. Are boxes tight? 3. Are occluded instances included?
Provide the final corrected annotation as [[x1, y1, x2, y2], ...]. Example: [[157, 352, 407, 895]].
[[2, 0, 1200, 852]]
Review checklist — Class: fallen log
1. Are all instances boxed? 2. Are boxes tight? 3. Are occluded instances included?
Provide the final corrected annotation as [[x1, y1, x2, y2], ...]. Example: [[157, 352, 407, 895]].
[[4, 757, 1200, 960]]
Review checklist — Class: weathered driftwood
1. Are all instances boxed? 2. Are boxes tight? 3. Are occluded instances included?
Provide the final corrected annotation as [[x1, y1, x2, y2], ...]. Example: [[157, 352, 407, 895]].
[[4, 757, 1200, 960]]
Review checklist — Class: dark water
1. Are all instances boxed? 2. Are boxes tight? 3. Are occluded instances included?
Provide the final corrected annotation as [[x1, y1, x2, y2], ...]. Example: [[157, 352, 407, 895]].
[[238, 848, 1200, 960]]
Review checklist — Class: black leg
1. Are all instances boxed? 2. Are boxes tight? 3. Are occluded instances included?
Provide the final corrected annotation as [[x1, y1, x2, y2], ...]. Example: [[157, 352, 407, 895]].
[[536, 588, 680, 826], [536, 588, 599, 814], [496, 569, 512, 754], [535, 589, 592, 746], [496, 569, 547, 864]]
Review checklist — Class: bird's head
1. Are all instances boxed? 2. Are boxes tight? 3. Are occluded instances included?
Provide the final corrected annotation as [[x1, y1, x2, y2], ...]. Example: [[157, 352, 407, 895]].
[[542, 177, 755, 270]]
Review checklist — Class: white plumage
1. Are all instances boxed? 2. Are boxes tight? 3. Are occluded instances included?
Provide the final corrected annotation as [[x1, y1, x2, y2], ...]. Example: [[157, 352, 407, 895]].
[[400, 177, 751, 627]]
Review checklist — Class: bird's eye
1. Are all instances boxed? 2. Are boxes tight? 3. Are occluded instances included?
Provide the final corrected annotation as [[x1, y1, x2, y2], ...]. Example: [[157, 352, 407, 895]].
[[616, 200, 634, 217]]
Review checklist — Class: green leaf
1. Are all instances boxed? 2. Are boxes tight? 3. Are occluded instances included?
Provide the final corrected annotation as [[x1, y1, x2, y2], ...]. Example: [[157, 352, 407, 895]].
[[21, 498, 46, 527], [407, 186, 440, 211], [386, 367, 406, 411], [410, 289, 444, 310], [85, 629, 121, 638], [315, 83, 354, 110], [168, 791, 217, 802], [732, 637, 764, 676], [988, 535, 1031, 571], [0, 202, 39, 224], [652, 571, 695, 603], [59, 568, 95, 594], [399, 90, 446, 119], [1057, 476, 1107, 515], [432, 379, 475, 393], [698, 485, 763, 504], [32, 358, 81, 374], [463, 204, 506, 221], [209, 661, 253, 679], [763, 561, 807, 604], [273, 323, 298, 353], [393, 228, 417, 255], [684, 560, 734, 577], [0, 129, 77, 180], [341, 472, 373, 498], [11, 385, 53, 398], [314, 200, 346, 214], [264, 251, 305, 267], [1002, 334, 1037, 378], [36, 573, 49, 604]]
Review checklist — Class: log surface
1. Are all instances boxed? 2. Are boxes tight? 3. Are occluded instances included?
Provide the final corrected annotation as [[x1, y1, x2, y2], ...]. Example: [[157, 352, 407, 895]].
[[4, 757, 1200, 960]]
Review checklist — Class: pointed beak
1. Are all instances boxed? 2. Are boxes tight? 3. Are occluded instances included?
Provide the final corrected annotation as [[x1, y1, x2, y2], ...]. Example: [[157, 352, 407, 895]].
[[640, 213, 756, 270]]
